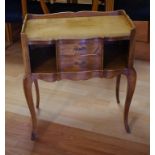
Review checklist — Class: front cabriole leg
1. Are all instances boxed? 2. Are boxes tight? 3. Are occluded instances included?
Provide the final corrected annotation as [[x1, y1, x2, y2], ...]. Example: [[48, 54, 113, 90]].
[[23, 75, 38, 140], [123, 68, 137, 133]]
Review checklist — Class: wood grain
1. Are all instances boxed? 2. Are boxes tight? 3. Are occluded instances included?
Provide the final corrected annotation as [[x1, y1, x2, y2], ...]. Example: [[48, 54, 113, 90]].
[[23, 10, 134, 41], [5, 41, 149, 144], [116, 74, 121, 104], [6, 112, 149, 155], [23, 76, 38, 140], [123, 68, 137, 133], [57, 39, 103, 72]]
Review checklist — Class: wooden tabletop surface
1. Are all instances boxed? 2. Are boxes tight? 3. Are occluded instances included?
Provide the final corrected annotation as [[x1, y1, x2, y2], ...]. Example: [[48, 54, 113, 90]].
[[24, 12, 134, 41]]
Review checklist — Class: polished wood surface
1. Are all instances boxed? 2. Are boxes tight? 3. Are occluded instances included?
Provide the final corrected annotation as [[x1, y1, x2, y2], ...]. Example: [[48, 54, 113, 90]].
[[123, 68, 137, 133], [40, 0, 49, 14], [6, 40, 149, 144], [57, 39, 103, 72], [92, 0, 99, 11], [21, 11, 137, 140], [33, 79, 40, 109], [21, 0, 27, 18], [6, 112, 149, 155], [92, 0, 114, 11], [23, 11, 134, 41], [116, 74, 121, 104], [105, 0, 114, 11], [23, 75, 38, 140]]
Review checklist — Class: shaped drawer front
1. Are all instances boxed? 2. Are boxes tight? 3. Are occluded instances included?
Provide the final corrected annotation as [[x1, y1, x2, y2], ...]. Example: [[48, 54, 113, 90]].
[[57, 39, 103, 72]]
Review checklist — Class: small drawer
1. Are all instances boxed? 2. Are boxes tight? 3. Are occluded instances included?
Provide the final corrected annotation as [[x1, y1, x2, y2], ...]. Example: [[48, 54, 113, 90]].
[[57, 38, 103, 56], [58, 55, 102, 72], [57, 39, 103, 72]]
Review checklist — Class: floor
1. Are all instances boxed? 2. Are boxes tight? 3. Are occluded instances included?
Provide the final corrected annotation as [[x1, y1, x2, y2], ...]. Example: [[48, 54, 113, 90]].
[[6, 112, 149, 155], [5, 40, 149, 154]]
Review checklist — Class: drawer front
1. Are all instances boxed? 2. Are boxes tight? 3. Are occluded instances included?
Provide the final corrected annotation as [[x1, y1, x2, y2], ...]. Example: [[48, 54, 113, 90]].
[[57, 39, 103, 72], [57, 38, 102, 56], [59, 55, 102, 72]]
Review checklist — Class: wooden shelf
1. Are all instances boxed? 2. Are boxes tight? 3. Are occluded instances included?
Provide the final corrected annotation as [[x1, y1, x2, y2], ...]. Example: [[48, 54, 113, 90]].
[[31, 57, 57, 73], [103, 40, 129, 70], [29, 39, 130, 73], [29, 44, 57, 73]]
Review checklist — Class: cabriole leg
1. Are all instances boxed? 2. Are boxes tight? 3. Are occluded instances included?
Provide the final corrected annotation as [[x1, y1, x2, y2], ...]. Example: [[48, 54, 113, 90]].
[[116, 74, 121, 104], [33, 79, 40, 109], [123, 68, 137, 133], [23, 76, 38, 140]]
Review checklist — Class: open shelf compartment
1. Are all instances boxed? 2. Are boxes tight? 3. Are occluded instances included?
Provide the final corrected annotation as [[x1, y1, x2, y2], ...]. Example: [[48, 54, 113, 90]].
[[103, 40, 129, 70], [29, 44, 57, 73]]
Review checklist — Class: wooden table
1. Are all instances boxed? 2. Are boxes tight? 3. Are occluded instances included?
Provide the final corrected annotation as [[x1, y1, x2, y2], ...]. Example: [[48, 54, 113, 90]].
[[21, 10, 136, 140]]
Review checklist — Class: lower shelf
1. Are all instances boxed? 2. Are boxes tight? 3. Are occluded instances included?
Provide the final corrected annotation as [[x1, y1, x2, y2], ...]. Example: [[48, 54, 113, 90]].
[[29, 40, 129, 73], [104, 53, 128, 70], [103, 40, 129, 70], [29, 44, 57, 73], [31, 58, 57, 73]]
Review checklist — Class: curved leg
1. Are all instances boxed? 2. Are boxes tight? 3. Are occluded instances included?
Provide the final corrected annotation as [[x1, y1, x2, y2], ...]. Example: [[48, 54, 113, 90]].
[[116, 74, 121, 104], [33, 79, 40, 109], [123, 68, 137, 133], [23, 76, 37, 140]]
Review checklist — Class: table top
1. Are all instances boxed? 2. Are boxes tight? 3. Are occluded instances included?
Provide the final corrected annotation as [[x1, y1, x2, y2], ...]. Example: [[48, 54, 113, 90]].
[[22, 10, 135, 41]]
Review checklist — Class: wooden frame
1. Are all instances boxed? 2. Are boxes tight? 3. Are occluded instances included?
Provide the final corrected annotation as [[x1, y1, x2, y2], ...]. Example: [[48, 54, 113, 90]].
[[39, 0, 115, 14], [21, 10, 136, 140], [40, 0, 49, 14], [92, 0, 114, 11]]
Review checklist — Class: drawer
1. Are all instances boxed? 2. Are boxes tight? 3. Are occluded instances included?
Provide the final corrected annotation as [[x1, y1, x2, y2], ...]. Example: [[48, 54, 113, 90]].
[[58, 55, 102, 72], [57, 39, 103, 72], [57, 38, 103, 56]]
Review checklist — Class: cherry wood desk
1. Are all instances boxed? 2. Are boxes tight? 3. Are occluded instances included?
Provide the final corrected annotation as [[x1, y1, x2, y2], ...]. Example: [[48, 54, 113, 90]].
[[21, 10, 136, 140]]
